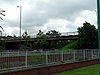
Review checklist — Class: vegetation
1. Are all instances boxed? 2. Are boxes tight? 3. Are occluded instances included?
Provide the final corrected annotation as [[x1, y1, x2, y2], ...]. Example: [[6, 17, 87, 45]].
[[52, 64, 100, 75], [20, 21, 98, 50], [34, 30, 65, 49], [34, 30, 48, 49], [46, 30, 61, 37], [50, 40, 68, 49], [0, 26, 5, 50], [0, 21, 98, 50], [0, 40, 5, 50], [0, 9, 5, 50], [0, 8, 5, 20], [22, 31, 32, 49], [77, 21, 98, 49], [61, 40, 78, 50], [59, 21, 98, 50]]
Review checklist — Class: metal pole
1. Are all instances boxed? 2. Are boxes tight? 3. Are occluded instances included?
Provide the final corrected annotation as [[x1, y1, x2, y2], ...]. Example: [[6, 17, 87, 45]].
[[25, 50, 28, 67], [91, 50, 94, 59], [83, 50, 85, 60], [20, 6, 22, 42], [97, 0, 100, 61], [17, 6, 22, 50], [61, 50, 63, 62], [46, 51, 48, 65], [73, 50, 76, 62]]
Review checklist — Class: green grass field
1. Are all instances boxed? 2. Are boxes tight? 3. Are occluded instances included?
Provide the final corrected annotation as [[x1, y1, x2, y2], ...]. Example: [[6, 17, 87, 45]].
[[52, 64, 100, 75]]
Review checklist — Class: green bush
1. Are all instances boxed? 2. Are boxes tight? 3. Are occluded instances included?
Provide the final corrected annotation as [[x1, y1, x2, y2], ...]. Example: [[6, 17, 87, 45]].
[[61, 40, 78, 50]]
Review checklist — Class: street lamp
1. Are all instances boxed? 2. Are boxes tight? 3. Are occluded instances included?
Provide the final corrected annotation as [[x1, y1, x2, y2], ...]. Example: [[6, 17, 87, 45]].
[[17, 6, 22, 49]]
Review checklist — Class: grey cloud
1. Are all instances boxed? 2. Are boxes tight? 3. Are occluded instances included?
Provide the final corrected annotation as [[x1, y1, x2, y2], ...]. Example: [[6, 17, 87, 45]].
[[22, 0, 96, 26], [0, 0, 97, 36], [1, 0, 20, 4]]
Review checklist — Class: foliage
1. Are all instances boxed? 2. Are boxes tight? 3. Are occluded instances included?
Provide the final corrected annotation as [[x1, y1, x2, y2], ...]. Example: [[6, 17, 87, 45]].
[[0, 26, 4, 31], [61, 40, 78, 50], [22, 31, 31, 49], [45, 30, 62, 49], [0, 26, 4, 37], [0, 40, 5, 50], [35, 30, 48, 49], [0, 9, 5, 20], [50, 40, 68, 49], [77, 21, 98, 49], [46, 30, 61, 37], [0, 26, 5, 50]]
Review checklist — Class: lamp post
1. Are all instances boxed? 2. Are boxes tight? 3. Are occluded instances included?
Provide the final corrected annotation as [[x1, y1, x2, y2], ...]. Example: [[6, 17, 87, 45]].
[[17, 6, 22, 49], [97, 0, 100, 61]]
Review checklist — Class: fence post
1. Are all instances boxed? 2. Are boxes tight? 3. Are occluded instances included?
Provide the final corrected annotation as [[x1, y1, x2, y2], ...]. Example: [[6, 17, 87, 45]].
[[46, 51, 48, 65], [25, 50, 28, 67], [61, 50, 63, 62], [73, 50, 76, 62], [18, 50, 20, 56], [91, 50, 94, 59], [83, 50, 85, 60]]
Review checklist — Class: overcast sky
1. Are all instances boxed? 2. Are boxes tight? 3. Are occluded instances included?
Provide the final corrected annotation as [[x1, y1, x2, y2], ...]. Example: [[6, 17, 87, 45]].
[[0, 0, 97, 37]]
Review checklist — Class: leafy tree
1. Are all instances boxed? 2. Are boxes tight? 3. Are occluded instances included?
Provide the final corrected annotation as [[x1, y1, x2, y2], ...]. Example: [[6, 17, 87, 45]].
[[0, 40, 5, 50], [0, 26, 5, 50], [0, 9, 5, 50], [0, 26, 4, 37], [50, 40, 69, 49], [46, 30, 61, 37], [77, 21, 98, 49], [0, 8, 5, 20], [22, 31, 31, 49], [35, 30, 48, 49]]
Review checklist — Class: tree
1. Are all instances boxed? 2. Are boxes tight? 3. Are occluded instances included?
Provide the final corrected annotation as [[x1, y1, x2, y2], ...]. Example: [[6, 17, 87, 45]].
[[0, 8, 5, 36], [0, 8, 5, 20], [77, 21, 98, 49], [22, 31, 31, 49], [46, 30, 61, 37], [0, 9, 5, 50], [45, 30, 62, 49], [35, 30, 48, 49]]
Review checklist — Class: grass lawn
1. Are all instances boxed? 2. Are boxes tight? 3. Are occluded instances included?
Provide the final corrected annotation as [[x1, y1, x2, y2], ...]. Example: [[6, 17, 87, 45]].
[[52, 64, 100, 75]]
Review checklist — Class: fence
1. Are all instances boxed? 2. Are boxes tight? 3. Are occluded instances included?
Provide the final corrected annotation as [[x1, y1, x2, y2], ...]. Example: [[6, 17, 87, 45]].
[[0, 49, 98, 73]]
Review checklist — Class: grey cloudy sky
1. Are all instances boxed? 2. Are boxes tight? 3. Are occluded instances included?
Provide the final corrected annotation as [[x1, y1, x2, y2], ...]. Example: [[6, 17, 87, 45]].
[[0, 0, 97, 36]]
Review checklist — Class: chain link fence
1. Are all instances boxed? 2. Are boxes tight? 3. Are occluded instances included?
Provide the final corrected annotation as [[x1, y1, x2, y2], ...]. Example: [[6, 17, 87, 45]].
[[0, 49, 98, 73]]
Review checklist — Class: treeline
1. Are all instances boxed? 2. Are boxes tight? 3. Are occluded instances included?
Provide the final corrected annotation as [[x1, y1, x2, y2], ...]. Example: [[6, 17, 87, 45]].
[[22, 21, 98, 50], [0, 21, 98, 50]]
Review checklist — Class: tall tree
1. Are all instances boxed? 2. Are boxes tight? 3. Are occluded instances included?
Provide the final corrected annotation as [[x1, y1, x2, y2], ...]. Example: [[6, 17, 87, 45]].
[[0, 26, 4, 37], [22, 31, 31, 49], [0, 9, 5, 50], [77, 21, 98, 49], [46, 30, 61, 37], [0, 8, 5, 35], [35, 30, 48, 49], [0, 26, 5, 50]]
